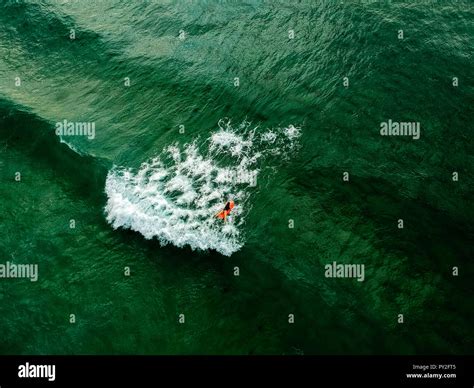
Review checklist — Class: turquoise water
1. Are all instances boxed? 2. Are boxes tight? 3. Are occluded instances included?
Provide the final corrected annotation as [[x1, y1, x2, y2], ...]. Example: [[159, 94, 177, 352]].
[[0, 0, 473, 354]]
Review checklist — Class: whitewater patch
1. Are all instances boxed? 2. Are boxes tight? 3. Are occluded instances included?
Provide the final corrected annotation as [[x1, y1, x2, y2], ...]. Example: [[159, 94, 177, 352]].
[[104, 120, 301, 256]]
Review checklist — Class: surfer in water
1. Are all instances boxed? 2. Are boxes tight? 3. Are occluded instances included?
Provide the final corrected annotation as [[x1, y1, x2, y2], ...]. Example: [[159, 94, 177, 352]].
[[216, 200, 235, 222]]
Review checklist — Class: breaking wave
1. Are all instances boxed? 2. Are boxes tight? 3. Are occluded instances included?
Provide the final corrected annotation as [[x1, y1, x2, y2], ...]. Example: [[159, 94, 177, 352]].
[[104, 119, 301, 256]]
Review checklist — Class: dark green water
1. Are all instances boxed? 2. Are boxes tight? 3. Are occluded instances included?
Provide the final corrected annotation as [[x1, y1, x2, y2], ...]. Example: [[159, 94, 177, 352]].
[[0, 0, 472, 354]]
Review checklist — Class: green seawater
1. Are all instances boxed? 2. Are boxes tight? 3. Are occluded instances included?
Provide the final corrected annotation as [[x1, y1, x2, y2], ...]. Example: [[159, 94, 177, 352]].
[[0, 0, 473, 354]]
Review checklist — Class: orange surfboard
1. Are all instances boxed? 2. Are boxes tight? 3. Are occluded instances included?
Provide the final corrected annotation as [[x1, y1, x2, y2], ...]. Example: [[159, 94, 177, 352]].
[[216, 201, 234, 220], [216, 211, 228, 219]]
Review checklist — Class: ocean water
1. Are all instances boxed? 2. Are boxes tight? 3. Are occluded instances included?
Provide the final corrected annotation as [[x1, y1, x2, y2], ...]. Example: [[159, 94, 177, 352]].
[[0, 0, 472, 354]]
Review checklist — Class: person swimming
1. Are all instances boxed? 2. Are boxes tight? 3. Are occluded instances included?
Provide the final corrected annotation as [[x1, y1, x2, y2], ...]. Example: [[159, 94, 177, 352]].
[[216, 200, 235, 222]]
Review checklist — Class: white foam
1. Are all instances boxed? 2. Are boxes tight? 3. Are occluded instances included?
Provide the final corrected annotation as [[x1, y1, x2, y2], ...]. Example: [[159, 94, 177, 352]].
[[284, 124, 301, 140], [261, 130, 277, 144], [59, 137, 84, 156], [104, 120, 301, 256]]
